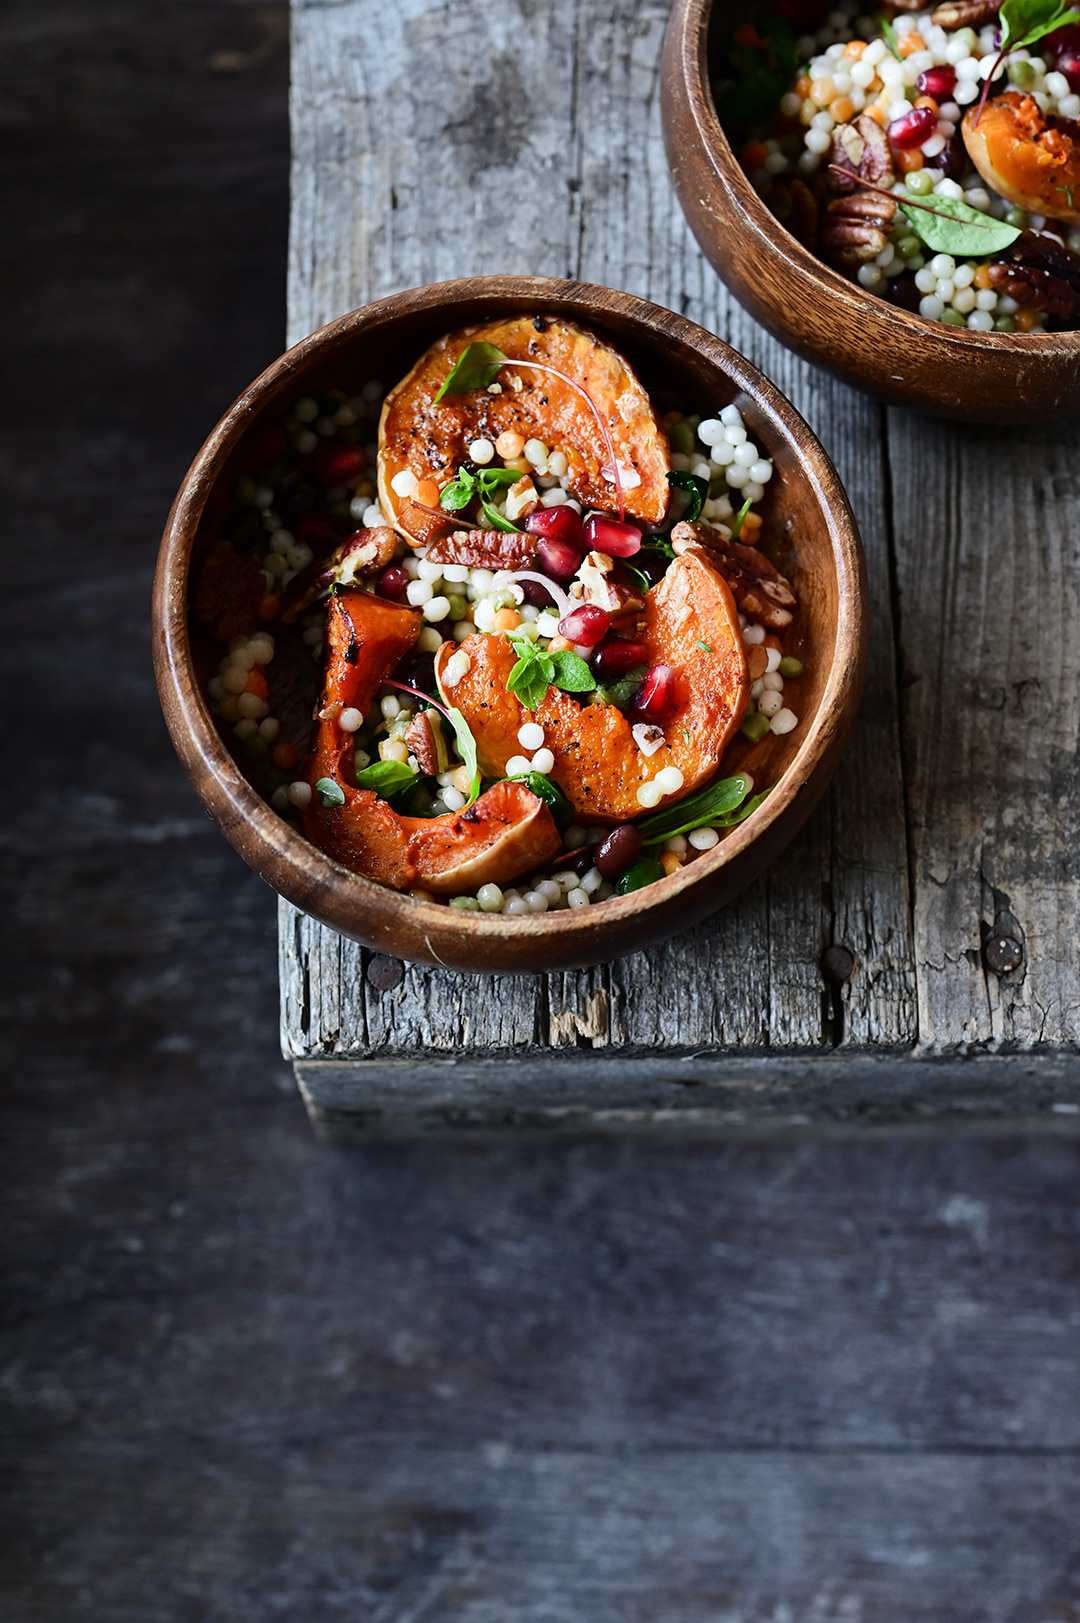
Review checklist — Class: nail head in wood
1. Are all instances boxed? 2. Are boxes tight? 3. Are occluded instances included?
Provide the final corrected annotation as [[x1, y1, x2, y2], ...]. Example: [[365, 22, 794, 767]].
[[367, 954, 405, 991], [822, 945, 855, 985], [985, 935, 1024, 976]]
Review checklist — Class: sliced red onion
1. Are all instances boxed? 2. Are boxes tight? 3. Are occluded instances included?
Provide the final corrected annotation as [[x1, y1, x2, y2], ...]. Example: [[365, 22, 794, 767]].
[[505, 570, 572, 620]]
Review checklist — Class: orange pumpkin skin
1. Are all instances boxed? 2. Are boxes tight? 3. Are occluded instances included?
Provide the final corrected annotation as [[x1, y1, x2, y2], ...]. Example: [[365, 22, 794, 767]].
[[435, 545, 750, 822], [963, 93, 1080, 223], [302, 590, 560, 891], [377, 316, 671, 531]]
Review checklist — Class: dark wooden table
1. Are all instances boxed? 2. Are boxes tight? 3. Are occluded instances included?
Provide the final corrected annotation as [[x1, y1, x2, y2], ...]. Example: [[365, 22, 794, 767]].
[[284, 0, 1080, 1134], [3, 2, 1080, 1616]]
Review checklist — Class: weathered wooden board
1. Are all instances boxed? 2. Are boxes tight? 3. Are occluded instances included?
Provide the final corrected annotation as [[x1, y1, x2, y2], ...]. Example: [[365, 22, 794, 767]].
[[283, 0, 919, 1101]]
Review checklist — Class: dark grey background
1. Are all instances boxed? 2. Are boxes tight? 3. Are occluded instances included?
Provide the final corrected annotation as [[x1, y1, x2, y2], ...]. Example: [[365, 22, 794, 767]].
[[3, 4, 1079, 1615]]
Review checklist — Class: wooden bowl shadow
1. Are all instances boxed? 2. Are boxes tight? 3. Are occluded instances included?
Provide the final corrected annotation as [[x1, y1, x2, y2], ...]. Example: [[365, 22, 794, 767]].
[[660, 0, 1080, 424], [153, 275, 867, 973]]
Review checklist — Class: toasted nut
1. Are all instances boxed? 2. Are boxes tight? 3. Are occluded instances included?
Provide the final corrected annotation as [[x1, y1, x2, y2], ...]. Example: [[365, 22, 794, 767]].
[[670, 521, 796, 629], [820, 189, 896, 266], [931, 0, 1000, 26], [830, 114, 896, 191]]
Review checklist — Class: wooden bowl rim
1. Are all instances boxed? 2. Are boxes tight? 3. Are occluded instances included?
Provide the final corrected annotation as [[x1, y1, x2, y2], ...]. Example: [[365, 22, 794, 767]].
[[669, 0, 1080, 360], [153, 274, 865, 960]]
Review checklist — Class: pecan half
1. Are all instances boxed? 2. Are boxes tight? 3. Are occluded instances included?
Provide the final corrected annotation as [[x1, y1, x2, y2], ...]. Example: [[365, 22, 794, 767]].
[[281, 527, 398, 621], [192, 539, 264, 641], [425, 529, 537, 569], [404, 711, 444, 776], [988, 229, 1080, 318], [829, 113, 896, 192], [820, 190, 897, 267], [670, 521, 797, 628], [931, 0, 1000, 27]]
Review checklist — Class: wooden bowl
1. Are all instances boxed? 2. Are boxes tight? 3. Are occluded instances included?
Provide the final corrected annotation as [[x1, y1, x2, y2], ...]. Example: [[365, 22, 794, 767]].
[[153, 276, 866, 974], [660, 0, 1080, 424]]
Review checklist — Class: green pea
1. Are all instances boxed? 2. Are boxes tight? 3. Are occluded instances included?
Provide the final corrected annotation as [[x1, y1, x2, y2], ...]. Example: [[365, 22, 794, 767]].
[[263, 766, 288, 792], [669, 421, 697, 456], [616, 856, 665, 896], [1010, 60, 1036, 89], [449, 896, 481, 911], [941, 308, 966, 326], [778, 656, 803, 678], [233, 474, 257, 504], [241, 733, 269, 762], [1005, 206, 1027, 228], [905, 170, 933, 196], [896, 235, 921, 259], [995, 316, 1016, 331], [740, 710, 772, 743]]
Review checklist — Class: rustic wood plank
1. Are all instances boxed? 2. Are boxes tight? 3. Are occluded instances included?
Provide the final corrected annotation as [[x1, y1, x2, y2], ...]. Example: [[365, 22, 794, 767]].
[[283, 0, 916, 1087], [891, 414, 1080, 1052]]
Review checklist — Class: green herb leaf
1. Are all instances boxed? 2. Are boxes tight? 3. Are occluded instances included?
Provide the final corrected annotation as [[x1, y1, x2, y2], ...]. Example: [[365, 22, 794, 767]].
[[617, 855, 666, 895], [713, 787, 770, 827], [666, 470, 708, 523], [730, 495, 754, 544], [477, 466, 521, 491], [314, 776, 345, 807], [637, 772, 754, 840], [505, 633, 556, 711], [480, 496, 523, 533], [879, 14, 903, 60], [1000, 0, 1080, 50], [694, 639, 714, 654], [550, 650, 594, 692], [439, 473, 476, 512], [502, 770, 573, 829], [444, 706, 481, 803], [593, 665, 648, 710], [434, 342, 508, 402], [354, 760, 416, 796], [897, 194, 1022, 256]]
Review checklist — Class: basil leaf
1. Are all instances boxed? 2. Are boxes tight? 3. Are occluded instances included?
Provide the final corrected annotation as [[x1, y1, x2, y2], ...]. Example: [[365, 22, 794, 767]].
[[713, 787, 770, 827], [477, 466, 521, 491], [507, 650, 552, 712], [314, 776, 345, 808], [879, 15, 903, 59], [439, 475, 476, 512], [480, 496, 523, 533], [730, 495, 754, 544], [434, 341, 508, 402], [1000, 0, 1080, 49], [550, 650, 594, 692], [354, 760, 416, 795], [593, 664, 648, 710], [637, 772, 754, 840], [666, 470, 708, 524], [503, 770, 573, 829], [898, 195, 1022, 257], [617, 856, 665, 895], [444, 705, 481, 803]]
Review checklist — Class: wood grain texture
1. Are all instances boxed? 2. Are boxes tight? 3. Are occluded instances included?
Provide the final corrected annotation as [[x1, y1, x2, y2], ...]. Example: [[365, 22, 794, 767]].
[[283, 0, 916, 1078]]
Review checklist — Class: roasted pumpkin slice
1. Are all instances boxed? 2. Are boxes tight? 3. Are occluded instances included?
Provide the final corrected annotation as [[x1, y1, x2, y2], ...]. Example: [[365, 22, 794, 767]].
[[301, 589, 560, 891], [435, 546, 750, 822], [963, 93, 1080, 224], [378, 316, 671, 532]]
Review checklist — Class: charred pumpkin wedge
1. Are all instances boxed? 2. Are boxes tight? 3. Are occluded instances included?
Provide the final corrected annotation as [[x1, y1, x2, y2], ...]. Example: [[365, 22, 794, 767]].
[[377, 316, 671, 532], [302, 589, 561, 890], [963, 93, 1080, 225], [435, 546, 750, 822]]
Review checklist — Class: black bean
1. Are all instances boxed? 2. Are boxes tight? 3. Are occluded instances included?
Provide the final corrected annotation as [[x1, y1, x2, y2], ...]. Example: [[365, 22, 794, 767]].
[[594, 822, 642, 879]]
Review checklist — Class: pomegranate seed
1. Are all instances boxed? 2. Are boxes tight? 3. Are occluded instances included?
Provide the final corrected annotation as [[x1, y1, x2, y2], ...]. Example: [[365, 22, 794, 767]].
[[915, 64, 956, 100], [583, 515, 643, 558], [526, 506, 585, 549], [591, 637, 647, 679], [631, 664, 676, 723], [1045, 22, 1080, 62], [939, 134, 967, 180], [887, 106, 938, 150], [311, 442, 366, 487], [632, 548, 670, 586], [376, 564, 409, 601], [1058, 52, 1080, 91], [557, 604, 610, 648], [887, 275, 922, 314], [535, 534, 586, 583]]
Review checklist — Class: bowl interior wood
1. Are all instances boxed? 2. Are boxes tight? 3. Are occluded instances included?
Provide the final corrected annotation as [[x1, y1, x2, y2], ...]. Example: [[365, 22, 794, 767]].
[[660, 0, 1080, 424], [154, 276, 866, 973]]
